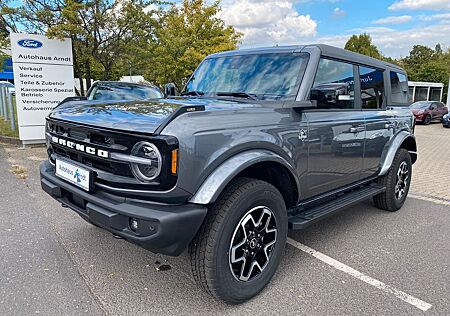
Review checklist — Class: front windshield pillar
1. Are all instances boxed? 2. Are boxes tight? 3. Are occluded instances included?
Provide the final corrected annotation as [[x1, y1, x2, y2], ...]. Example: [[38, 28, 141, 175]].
[[296, 46, 321, 102]]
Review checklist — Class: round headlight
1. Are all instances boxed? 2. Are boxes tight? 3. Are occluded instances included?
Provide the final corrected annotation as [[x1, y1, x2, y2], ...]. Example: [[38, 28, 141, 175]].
[[130, 142, 162, 182]]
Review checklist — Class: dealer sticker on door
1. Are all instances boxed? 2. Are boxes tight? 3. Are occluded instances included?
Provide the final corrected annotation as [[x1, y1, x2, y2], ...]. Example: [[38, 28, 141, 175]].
[[55, 159, 91, 191]]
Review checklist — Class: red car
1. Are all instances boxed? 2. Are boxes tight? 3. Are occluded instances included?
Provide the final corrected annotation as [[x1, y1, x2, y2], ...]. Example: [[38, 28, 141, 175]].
[[410, 101, 448, 125]]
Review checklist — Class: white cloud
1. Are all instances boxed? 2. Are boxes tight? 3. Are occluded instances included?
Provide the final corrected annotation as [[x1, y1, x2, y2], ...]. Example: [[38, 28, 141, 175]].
[[333, 7, 346, 18], [389, 0, 450, 10], [143, 3, 159, 13], [219, 0, 317, 47], [372, 15, 412, 25], [217, 0, 449, 58], [315, 34, 349, 48], [318, 22, 450, 57], [420, 12, 450, 21]]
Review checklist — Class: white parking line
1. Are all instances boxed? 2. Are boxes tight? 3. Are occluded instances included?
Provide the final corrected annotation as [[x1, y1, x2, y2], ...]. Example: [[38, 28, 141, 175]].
[[408, 194, 450, 207], [287, 238, 432, 312]]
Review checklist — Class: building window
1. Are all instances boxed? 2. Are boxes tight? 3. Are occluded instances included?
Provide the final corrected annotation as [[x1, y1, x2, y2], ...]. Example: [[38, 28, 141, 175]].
[[429, 87, 442, 101], [360, 66, 384, 109], [415, 87, 428, 101]]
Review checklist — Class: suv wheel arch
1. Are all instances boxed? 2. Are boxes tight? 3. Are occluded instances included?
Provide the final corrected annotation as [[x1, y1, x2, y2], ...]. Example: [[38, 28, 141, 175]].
[[189, 150, 300, 208], [379, 132, 417, 176]]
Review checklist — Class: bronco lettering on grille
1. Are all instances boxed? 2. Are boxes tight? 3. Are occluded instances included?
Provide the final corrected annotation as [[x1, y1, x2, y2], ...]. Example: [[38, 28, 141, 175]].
[[51, 136, 109, 158]]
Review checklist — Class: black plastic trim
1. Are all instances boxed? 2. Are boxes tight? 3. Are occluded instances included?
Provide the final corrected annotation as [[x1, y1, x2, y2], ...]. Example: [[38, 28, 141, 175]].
[[40, 161, 207, 256]]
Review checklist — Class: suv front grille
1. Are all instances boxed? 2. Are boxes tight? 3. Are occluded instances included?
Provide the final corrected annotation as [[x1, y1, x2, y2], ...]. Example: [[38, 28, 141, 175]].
[[48, 121, 134, 177], [46, 118, 179, 192], [68, 128, 88, 141]]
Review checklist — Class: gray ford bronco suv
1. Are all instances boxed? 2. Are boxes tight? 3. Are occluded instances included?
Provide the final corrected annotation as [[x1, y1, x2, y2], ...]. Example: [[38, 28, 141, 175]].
[[40, 44, 416, 304]]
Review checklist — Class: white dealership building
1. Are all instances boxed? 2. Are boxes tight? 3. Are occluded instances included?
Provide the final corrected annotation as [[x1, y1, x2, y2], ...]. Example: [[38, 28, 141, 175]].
[[408, 81, 444, 103]]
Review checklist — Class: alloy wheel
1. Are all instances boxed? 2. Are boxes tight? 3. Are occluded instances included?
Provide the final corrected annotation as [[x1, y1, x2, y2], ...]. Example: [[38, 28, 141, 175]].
[[229, 206, 277, 282], [395, 161, 409, 200]]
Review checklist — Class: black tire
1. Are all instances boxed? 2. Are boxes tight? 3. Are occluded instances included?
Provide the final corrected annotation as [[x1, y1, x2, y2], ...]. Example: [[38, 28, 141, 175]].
[[373, 149, 412, 212], [189, 177, 287, 304], [424, 115, 431, 125]]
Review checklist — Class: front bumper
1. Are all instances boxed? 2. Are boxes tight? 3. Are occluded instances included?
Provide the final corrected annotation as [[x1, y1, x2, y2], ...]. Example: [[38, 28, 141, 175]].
[[443, 119, 450, 127], [40, 161, 207, 256]]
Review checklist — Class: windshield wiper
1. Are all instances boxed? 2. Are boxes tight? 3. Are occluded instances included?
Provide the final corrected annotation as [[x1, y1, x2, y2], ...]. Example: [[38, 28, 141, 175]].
[[215, 92, 259, 100], [181, 90, 204, 96]]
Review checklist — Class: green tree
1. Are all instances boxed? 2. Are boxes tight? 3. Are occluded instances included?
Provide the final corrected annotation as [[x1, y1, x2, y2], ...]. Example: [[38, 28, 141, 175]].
[[401, 45, 435, 80], [0, 0, 18, 76], [344, 33, 382, 59], [0, 0, 19, 52], [2, 0, 240, 94], [48, 0, 160, 93], [3, 0, 159, 94], [400, 45, 450, 101], [415, 60, 448, 84], [146, 0, 241, 89]]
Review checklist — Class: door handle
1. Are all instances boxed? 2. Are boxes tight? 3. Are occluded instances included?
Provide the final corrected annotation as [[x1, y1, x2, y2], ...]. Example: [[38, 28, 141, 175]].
[[349, 126, 365, 133]]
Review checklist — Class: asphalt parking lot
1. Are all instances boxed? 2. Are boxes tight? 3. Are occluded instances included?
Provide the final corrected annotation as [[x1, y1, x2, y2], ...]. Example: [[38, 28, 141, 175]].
[[1, 123, 449, 315]]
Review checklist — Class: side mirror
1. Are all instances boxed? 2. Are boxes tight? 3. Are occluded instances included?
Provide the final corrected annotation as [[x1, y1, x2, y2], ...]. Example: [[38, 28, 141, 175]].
[[310, 83, 353, 107], [164, 83, 177, 97]]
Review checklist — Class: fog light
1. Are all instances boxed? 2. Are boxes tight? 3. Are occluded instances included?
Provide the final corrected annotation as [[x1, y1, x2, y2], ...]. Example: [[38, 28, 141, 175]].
[[130, 218, 139, 232]]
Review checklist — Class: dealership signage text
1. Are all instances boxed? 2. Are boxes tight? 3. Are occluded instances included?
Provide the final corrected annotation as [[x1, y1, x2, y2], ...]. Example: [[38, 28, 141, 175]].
[[11, 33, 74, 142]]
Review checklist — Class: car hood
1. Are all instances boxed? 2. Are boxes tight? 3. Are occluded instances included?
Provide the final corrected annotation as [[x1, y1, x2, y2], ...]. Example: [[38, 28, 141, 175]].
[[49, 98, 259, 134], [410, 108, 425, 114]]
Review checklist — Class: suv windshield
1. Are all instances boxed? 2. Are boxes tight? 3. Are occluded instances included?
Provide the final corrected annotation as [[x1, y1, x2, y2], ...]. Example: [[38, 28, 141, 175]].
[[410, 101, 431, 109], [88, 84, 163, 101], [183, 53, 308, 101]]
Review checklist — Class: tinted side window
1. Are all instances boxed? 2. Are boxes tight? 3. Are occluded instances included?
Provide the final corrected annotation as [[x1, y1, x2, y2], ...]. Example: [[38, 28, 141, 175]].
[[390, 71, 408, 104], [311, 58, 355, 109], [360, 66, 384, 109]]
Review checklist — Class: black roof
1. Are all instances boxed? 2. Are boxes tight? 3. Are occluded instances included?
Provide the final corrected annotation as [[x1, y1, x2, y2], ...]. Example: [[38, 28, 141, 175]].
[[207, 44, 404, 72]]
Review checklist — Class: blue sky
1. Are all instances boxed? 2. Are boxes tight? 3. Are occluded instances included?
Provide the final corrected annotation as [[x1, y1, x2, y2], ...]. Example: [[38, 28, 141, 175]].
[[299, 1, 391, 35], [8, 0, 450, 59], [300, 0, 444, 35], [218, 0, 450, 58]]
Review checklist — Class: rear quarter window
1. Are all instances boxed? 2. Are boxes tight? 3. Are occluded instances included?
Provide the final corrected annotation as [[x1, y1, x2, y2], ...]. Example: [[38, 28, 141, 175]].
[[360, 66, 384, 109], [390, 71, 408, 104]]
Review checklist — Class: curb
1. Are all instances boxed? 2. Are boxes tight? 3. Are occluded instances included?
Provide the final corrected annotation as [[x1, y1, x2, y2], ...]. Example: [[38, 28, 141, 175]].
[[0, 135, 21, 146]]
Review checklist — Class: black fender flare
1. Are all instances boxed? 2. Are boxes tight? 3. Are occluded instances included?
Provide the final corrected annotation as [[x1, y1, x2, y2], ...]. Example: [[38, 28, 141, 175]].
[[379, 131, 417, 176], [189, 149, 300, 205]]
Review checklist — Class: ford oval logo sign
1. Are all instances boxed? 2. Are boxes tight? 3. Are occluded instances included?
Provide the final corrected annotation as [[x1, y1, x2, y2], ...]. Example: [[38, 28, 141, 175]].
[[17, 39, 43, 49]]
